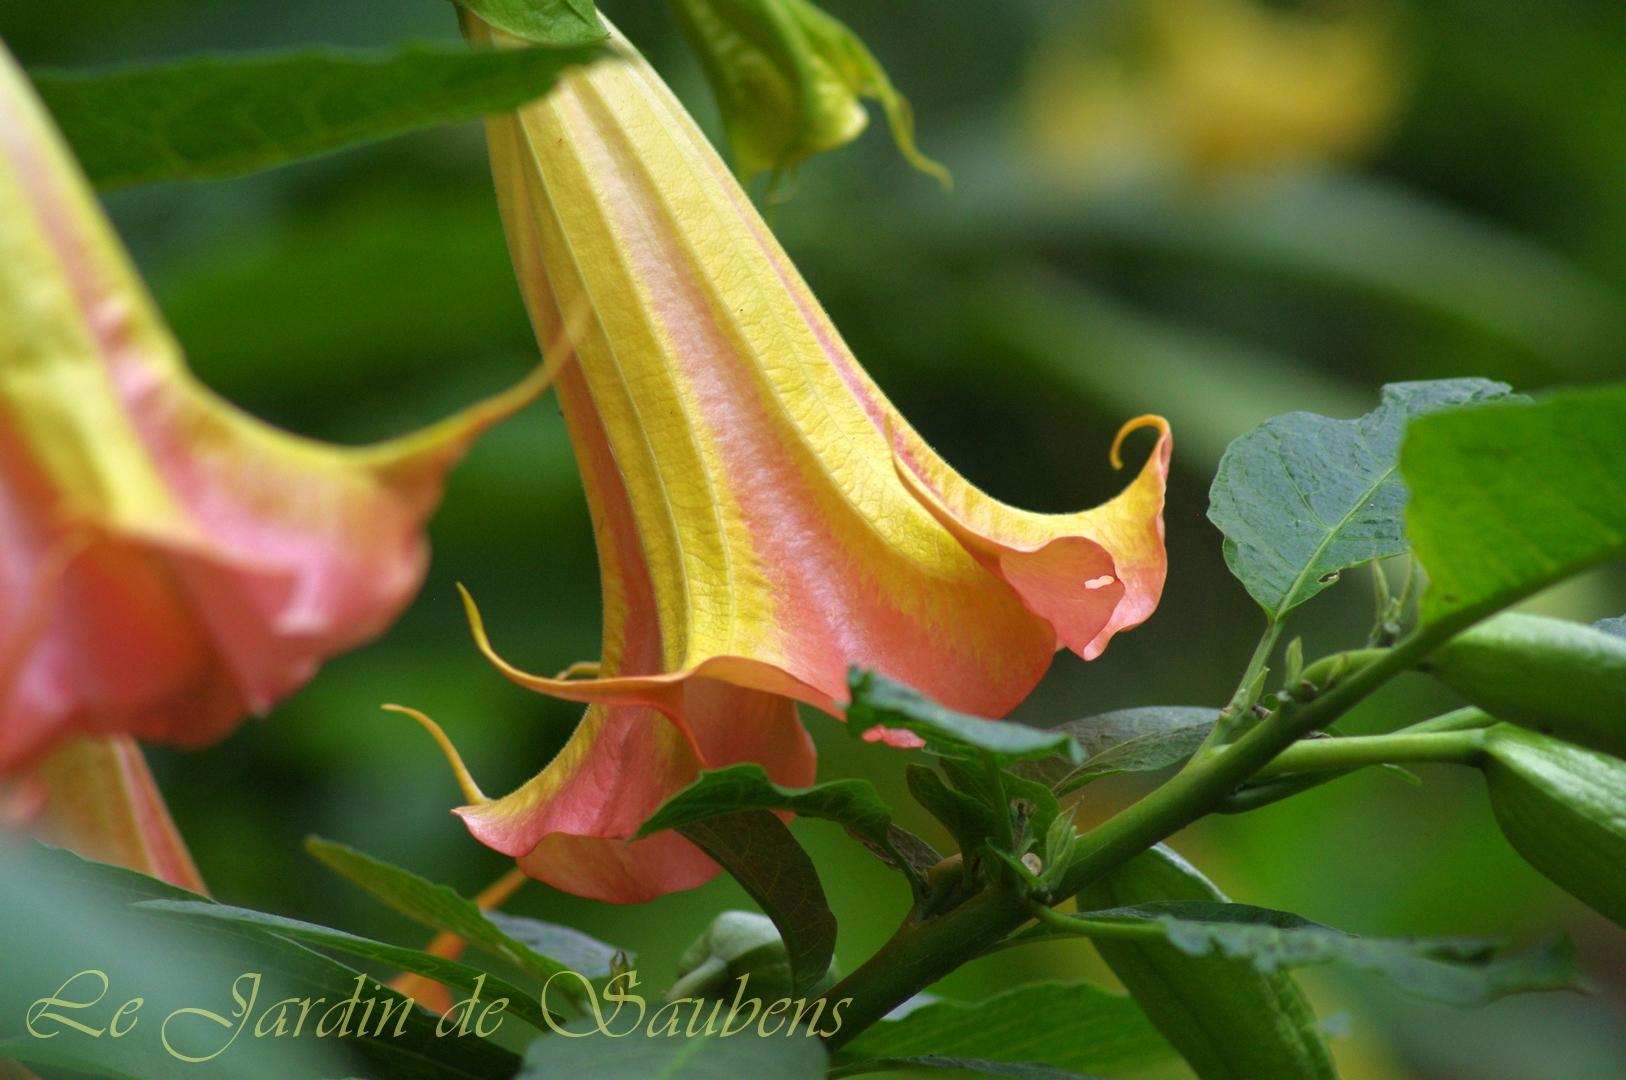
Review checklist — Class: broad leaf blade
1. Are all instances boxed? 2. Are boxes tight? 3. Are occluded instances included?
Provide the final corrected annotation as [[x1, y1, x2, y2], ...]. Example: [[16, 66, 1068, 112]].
[[137, 900, 555, 1032], [847, 670, 1082, 764], [638, 764, 892, 848], [837, 981, 1173, 1077], [454, 0, 605, 45], [833, 1058, 1101, 1079], [33, 42, 598, 189], [1067, 901, 1580, 1006], [519, 1026, 827, 1078], [1209, 379, 1514, 620], [305, 837, 617, 987], [1075, 846, 1338, 1079], [639, 763, 930, 894], [0, 843, 517, 1080], [1019, 707, 1216, 793], [675, 811, 837, 996], [1403, 386, 1626, 623]]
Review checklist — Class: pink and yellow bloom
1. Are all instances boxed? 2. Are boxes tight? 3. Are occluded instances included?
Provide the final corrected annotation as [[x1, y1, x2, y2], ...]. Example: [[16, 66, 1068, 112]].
[[427, 16, 1172, 903], [0, 45, 543, 772]]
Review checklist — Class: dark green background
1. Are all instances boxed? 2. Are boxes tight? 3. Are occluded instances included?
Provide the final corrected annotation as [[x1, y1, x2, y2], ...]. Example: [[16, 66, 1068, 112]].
[[4, 1, 1623, 1076]]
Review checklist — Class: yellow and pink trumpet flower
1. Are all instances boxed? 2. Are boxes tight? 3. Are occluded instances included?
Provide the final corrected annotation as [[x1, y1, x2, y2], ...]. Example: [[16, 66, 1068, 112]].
[[415, 16, 1173, 904], [0, 44, 544, 774]]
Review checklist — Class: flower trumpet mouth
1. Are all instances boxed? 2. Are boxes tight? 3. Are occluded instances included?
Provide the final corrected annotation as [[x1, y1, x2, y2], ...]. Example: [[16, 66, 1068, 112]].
[[410, 13, 1173, 903]]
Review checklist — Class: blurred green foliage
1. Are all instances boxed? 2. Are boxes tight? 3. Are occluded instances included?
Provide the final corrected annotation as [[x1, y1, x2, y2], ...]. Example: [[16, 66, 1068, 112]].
[[3, 1, 1623, 1077]]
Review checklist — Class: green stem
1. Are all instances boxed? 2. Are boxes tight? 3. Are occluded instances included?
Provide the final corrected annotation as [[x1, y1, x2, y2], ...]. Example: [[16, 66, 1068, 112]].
[[983, 751, 1016, 854], [1023, 901, 1164, 942], [1400, 705, 1494, 734], [1254, 730, 1487, 779]]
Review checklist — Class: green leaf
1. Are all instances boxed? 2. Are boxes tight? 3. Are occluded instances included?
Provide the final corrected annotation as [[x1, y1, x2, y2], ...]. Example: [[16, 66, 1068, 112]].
[[305, 837, 617, 989], [482, 912, 622, 979], [639, 763, 931, 895], [1483, 725, 1626, 928], [1019, 707, 1216, 794], [638, 764, 891, 849], [832, 1057, 1100, 1079], [1074, 846, 1337, 1080], [1403, 385, 1626, 625], [1426, 613, 1626, 759], [906, 763, 998, 857], [453, 0, 606, 46], [32, 41, 599, 189], [674, 811, 837, 996], [518, 1026, 828, 1079], [1064, 901, 1580, 1007], [836, 981, 1173, 1077], [1208, 379, 1515, 622], [136, 900, 555, 1033], [847, 669, 1082, 764], [0, 843, 517, 1080]]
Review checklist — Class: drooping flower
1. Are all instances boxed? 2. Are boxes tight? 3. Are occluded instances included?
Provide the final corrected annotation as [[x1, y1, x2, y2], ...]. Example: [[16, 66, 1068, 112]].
[[429, 15, 1171, 903], [0, 44, 545, 771], [6, 735, 206, 892]]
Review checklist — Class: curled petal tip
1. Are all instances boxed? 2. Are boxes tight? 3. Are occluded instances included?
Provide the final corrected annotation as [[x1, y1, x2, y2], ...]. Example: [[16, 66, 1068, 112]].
[[1110, 414, 1172, 471], [384, 703, 487, 805]]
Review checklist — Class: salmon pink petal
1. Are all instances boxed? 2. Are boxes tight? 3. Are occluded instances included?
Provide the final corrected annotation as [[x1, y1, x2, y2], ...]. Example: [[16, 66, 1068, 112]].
[[0, 45, 546, 770]]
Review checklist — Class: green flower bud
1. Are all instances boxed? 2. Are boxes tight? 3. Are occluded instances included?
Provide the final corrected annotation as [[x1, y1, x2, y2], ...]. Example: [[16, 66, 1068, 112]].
[[668, 0, 949, 184], [1483, 725, 1626, 928], [1427, 613, 1626, 760], [665, 910, 836, 1002]]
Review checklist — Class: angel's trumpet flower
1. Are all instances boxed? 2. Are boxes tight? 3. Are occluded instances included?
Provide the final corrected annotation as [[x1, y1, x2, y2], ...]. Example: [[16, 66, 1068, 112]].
[[5, 735, 206, 892], [436, 16, 1171, 903], [0, 45, 544, 771]]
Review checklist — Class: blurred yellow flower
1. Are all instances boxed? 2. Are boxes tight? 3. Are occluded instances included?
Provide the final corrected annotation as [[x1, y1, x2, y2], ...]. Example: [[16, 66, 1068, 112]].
[[1025, 0, 1409, 185]]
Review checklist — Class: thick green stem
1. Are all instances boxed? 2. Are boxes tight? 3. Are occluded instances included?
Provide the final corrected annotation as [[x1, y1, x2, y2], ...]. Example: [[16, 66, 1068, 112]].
[[1255, 729, 1487, 778], [822, 886, 1031, 1049]]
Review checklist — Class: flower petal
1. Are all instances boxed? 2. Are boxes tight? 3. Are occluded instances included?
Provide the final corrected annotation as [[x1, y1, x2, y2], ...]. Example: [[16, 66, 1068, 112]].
[[0, 45, 547, 769]]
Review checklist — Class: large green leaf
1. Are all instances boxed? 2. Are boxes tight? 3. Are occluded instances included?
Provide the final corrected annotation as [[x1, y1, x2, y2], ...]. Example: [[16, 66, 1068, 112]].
[[0, 843, 516, 1080], [518, 1026, 827, 1079], [1060, 901, 1579, 1007], [1209, 379, 1514, 622], [847, 670, 1082, 764], [138, 900, 555, 1032], [639, 764, 930, 894], [1019, 707, 1216, 794], [32, 41, 598, 189], [638, 764, 892, 849], [674, 811, 837, 997], [453, 0, 605, 45], [1403, 385, 1626, 624], [1073, 846, 1337, 1080], [305, 838, 618, 990], [836, 981, 1173, 1077], [832, 1057, 1100, 1079]]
